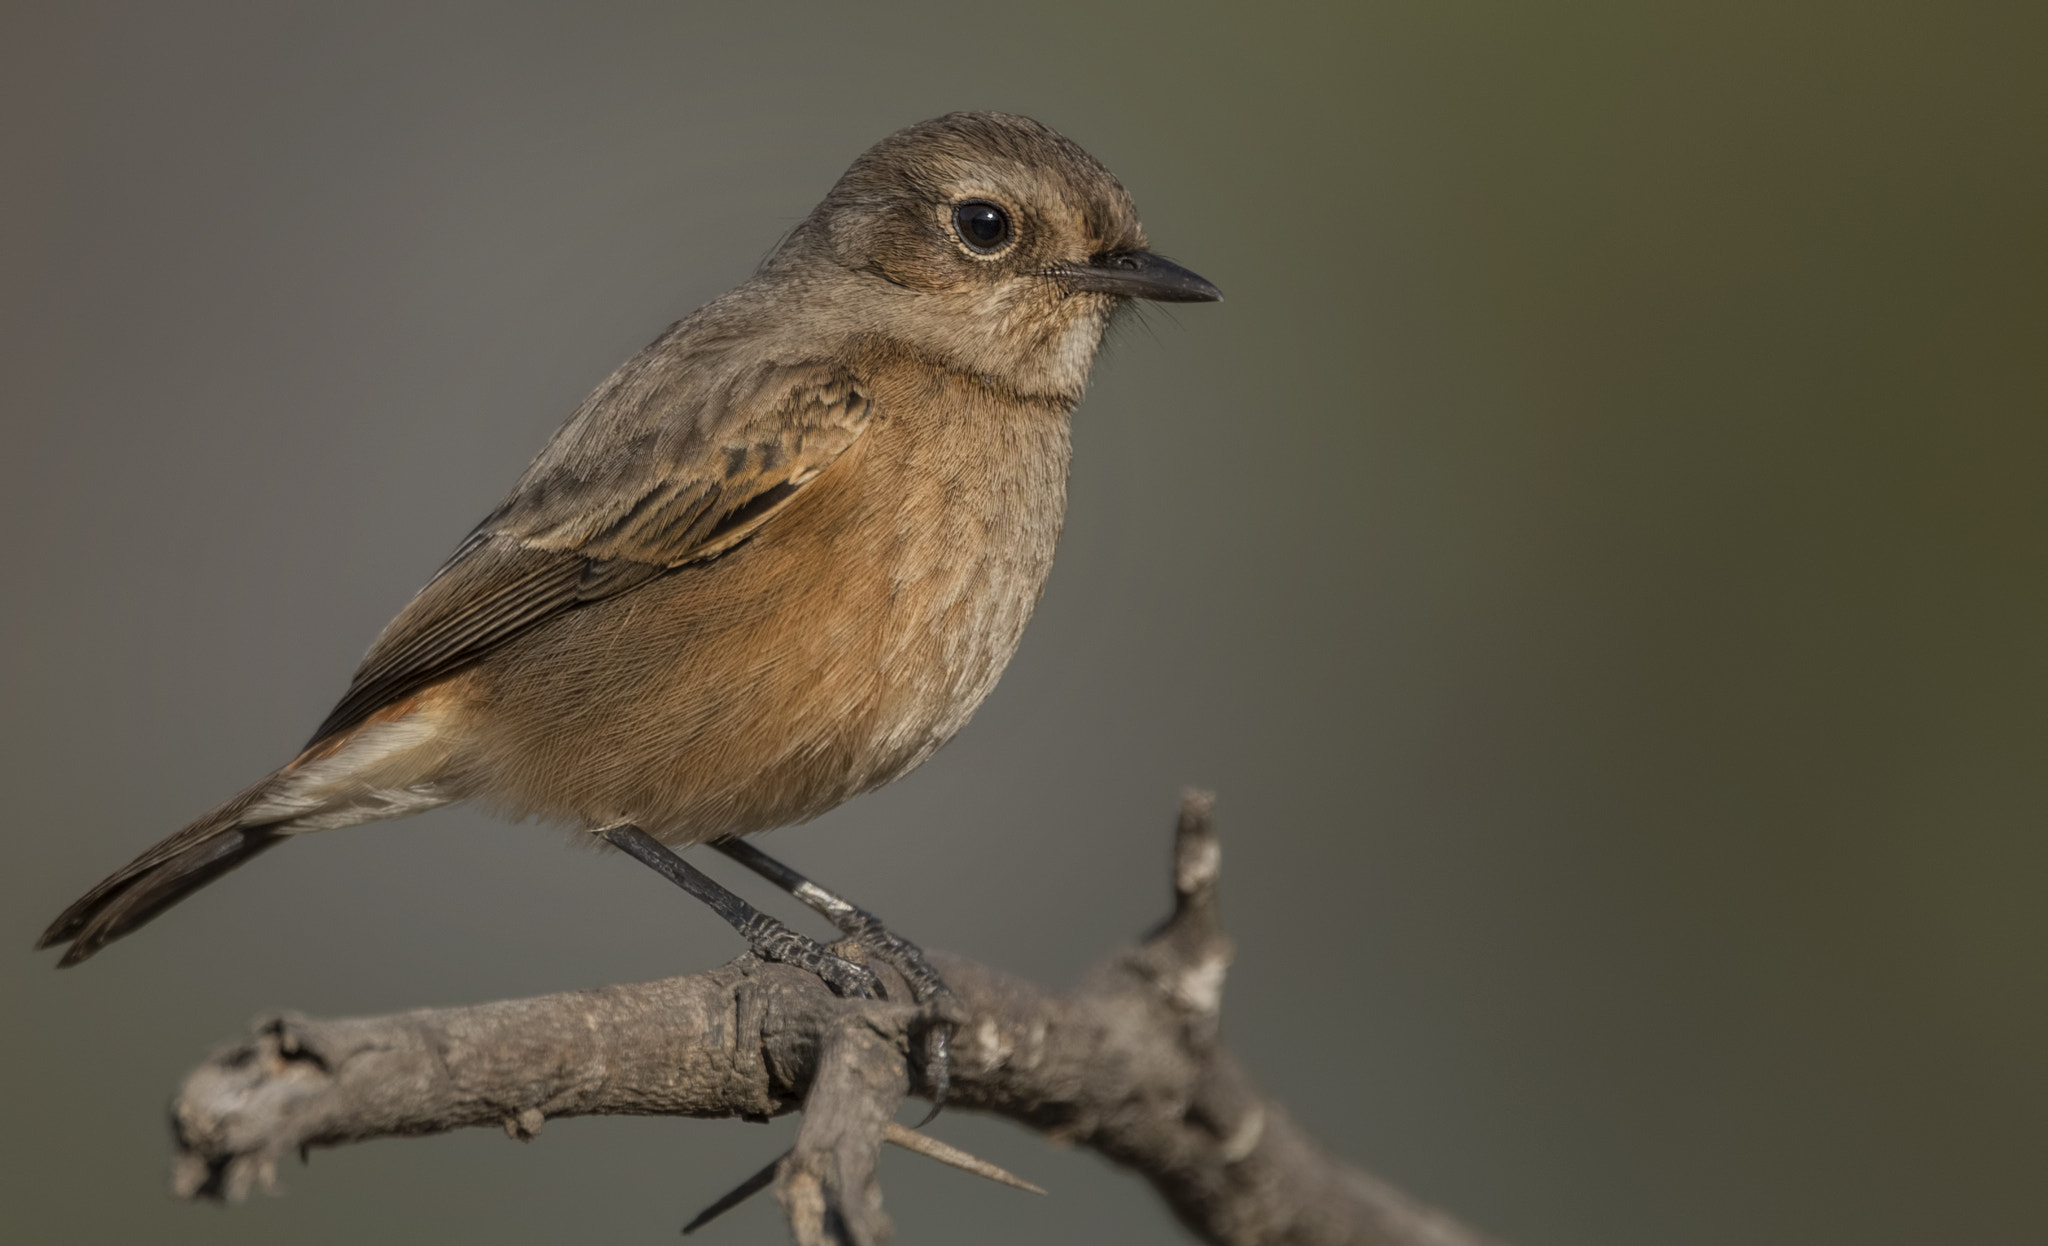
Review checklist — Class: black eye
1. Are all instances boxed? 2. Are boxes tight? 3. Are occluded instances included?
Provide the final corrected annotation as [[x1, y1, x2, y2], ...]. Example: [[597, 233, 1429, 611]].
[[952, 200, 1012, 253]]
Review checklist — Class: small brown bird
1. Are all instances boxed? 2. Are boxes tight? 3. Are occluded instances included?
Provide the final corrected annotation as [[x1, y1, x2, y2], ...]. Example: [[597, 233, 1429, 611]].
[[40, 112, 1218, 1079]]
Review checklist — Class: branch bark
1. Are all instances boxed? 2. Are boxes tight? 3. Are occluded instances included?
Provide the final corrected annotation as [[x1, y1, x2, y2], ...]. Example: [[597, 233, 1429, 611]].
[[169, 794, 1503, 1246]]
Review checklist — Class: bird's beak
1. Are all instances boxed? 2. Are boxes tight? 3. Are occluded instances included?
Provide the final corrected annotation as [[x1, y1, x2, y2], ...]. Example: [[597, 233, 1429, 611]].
[[1052, 250, 1223, 303]]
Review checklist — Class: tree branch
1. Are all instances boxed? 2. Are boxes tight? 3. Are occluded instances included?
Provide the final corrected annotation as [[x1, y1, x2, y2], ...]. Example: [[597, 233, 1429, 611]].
[[169, 794, 1504, 1246]]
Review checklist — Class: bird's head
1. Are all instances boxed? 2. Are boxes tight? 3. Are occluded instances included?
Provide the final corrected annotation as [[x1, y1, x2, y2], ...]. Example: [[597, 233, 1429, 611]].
[[768, 111, 1220, 402]]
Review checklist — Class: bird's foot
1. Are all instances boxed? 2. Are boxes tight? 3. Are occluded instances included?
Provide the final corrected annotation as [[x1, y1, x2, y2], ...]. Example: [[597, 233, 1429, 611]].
[[734, 912, 881, 999], [708, 837, 962, 1118]]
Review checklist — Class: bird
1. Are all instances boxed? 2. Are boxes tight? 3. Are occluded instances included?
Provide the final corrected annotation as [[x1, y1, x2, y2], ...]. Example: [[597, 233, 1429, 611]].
[[39, 112, 1220, 1082]]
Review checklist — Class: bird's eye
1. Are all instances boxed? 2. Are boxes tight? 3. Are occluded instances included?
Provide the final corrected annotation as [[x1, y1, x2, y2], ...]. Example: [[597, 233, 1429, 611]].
[[952, 200, 1013, 254]]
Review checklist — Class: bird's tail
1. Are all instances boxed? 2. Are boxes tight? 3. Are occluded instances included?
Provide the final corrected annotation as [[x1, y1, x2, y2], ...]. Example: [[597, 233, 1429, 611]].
[[39, 692, 464, 966], [37, 779, 288, 966]]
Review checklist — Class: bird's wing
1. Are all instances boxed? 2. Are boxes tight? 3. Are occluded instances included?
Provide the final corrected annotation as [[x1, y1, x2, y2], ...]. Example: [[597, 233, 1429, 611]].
[[308, 346, 874, 746]]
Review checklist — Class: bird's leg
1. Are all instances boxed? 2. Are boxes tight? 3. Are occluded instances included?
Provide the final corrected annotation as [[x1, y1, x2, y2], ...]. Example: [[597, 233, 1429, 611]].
[[712, 837, 962, 1119], [597, 824, 880, 1000]]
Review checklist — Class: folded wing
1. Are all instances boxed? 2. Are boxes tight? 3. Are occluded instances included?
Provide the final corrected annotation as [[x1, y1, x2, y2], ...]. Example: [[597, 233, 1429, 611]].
[[311, 345, 874, 746]]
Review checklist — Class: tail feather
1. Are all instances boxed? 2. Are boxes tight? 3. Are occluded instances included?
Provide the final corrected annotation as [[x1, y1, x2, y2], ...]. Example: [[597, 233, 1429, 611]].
[[44, 693, 465, 965], [39, 782, 284, 966]]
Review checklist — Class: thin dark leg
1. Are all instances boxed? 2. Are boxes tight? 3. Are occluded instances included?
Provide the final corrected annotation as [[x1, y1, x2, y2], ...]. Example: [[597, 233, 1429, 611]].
[[712, 837, 960, 1119], [599, 824, 879, 1000]]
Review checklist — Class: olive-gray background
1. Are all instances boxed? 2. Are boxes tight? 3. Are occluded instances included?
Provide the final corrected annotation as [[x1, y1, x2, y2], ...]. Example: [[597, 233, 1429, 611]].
[[4, 3, 2042, 1243]]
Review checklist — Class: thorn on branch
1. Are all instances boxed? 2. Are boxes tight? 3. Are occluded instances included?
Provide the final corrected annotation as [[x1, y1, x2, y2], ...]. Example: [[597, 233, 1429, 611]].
[[683, 1122, 1043, 1236], [685, 1153, 784, 1235], [881, 1122, 1045, 1195]]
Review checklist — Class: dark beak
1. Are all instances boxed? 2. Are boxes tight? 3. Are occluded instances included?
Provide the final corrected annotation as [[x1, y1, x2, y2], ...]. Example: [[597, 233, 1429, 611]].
[[1053, 250, 1223, 303]]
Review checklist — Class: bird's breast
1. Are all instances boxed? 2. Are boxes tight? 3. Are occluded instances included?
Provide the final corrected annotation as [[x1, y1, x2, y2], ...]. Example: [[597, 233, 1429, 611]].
[[466, 367, 1074, 841]]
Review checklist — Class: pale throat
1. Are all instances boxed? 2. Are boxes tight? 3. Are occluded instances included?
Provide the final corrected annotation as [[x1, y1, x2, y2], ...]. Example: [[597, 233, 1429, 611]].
[[990, 299, 1110, 402], [1047, 307, 1111, 394]]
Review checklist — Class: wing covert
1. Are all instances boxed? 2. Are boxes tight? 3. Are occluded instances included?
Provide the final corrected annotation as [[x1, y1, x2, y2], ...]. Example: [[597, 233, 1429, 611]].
[[308, 355, 874, 746]]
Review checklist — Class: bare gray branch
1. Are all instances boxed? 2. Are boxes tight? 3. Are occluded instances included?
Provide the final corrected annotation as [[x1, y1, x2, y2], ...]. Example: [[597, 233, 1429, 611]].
[[169, 794, 1503, 1246]]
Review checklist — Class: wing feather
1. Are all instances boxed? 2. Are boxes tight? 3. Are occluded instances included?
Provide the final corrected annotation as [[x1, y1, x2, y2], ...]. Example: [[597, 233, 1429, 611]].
[[307, 344, 874, 746]]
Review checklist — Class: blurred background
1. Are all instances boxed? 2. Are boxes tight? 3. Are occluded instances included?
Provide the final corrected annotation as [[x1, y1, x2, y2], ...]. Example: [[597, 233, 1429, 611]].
[[3, 3, 2043, 1243]]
